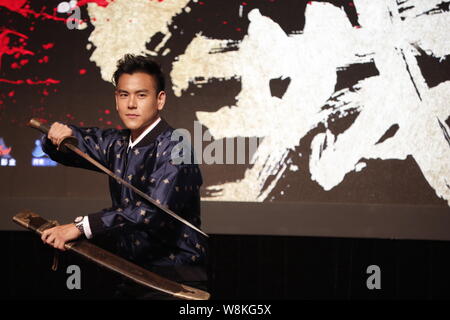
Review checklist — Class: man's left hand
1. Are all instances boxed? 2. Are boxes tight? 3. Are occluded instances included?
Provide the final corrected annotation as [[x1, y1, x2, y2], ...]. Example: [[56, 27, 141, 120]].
[[41, 224, 82, 251]]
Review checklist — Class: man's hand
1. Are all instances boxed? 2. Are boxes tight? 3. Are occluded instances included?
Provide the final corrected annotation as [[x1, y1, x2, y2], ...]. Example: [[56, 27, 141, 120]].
[[41, 224, 82, 251], [48, 122, 73, 147]]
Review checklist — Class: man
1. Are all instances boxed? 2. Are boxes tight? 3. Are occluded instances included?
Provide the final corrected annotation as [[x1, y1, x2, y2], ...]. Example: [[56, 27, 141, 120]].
[[40, 54, 207, 298]]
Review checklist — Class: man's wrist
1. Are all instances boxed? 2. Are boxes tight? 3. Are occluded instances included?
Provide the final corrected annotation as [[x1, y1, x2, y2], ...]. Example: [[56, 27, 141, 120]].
[[73, 216, 85, 235]]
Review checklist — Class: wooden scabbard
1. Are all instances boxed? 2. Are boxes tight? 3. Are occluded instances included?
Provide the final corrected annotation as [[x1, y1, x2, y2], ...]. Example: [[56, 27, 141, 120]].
[[13, 210, 210, 300]]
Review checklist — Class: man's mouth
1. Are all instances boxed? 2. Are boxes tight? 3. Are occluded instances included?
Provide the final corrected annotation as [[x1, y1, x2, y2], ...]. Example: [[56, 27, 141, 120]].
[[125, 114, 139, 118]]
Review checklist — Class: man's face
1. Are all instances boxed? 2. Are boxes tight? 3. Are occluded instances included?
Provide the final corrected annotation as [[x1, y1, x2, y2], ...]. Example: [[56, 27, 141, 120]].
[[115, 72, 165, 139]]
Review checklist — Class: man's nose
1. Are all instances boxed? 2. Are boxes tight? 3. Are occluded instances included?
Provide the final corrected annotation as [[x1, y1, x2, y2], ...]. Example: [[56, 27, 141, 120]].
[[128, 95, 137, 109]]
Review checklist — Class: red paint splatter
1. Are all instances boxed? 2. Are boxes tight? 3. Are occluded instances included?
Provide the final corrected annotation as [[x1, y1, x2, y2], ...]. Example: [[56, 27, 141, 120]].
[[79, 121, 85, 126], [0, 0, 67, 22], [104, 109, 110, 114], [242, 2, 247, 5], [8, 90, 14, 97], [0, 28, 34, 69], [79, 68, 87, 75], [222, 21, 228, 25], [198, 1, 205, 5], [236, 28, 242, 32], [42, 88, 49, 96], [76, 0, 111, 8], [11, 59, 28, 69], [42, 43, 54, 50], [99, 117, 103, 121], [0, 78, 60, 85], [0, 0, 28, 13], [38, 56, 49, 64], [116, 125, 123, 130], [106, 121, 112, 125]]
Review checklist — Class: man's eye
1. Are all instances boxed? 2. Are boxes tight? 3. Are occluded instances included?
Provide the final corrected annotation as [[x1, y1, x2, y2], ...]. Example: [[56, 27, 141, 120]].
[[119, 93, 128, 97], [138, 94, 147, 98]]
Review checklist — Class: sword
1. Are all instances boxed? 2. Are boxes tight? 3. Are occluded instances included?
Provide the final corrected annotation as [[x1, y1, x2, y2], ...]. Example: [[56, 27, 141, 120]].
[[28, 118, 208, 238], [13, 210, 210, 300]]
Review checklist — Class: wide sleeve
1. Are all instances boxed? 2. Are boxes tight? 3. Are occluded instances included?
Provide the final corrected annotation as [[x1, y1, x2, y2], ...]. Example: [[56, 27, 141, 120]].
[[41, 125, 117, 173]]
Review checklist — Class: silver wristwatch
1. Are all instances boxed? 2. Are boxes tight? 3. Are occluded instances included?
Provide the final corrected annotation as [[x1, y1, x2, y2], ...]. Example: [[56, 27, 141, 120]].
[[74, 216, 84, 235]]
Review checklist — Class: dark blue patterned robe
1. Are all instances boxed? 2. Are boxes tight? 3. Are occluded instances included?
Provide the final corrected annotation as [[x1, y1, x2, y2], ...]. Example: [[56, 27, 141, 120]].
[[42, 118, 207, 270]]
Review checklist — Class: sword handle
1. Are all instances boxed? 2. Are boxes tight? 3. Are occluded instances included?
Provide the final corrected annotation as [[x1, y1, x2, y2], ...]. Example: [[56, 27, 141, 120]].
[[29, 118, 51, 134], [29, 118, 79, 152]]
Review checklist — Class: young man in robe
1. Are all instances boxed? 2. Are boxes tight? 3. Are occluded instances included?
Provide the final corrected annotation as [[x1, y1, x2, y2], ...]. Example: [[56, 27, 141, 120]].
[[40, 54, 207, 299]]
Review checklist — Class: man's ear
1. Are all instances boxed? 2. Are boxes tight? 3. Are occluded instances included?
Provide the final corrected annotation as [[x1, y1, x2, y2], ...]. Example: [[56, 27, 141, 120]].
[[157, 91, 166, 111]]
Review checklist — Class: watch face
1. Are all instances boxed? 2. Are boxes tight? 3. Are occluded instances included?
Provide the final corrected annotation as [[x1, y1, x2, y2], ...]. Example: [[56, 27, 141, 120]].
[[74, 216, 83, 224]]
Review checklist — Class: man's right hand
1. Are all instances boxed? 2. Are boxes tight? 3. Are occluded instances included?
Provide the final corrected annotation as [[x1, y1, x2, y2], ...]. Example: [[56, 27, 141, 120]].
[[48, 122, 73, 147]]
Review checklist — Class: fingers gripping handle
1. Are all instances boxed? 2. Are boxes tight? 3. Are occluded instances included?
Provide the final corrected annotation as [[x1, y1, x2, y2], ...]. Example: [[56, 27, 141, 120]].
[[29, 118, 79, 152]]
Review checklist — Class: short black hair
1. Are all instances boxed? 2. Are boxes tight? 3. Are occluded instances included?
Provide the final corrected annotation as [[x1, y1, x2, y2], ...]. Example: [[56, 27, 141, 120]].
[[112, 54, 165, 93]]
